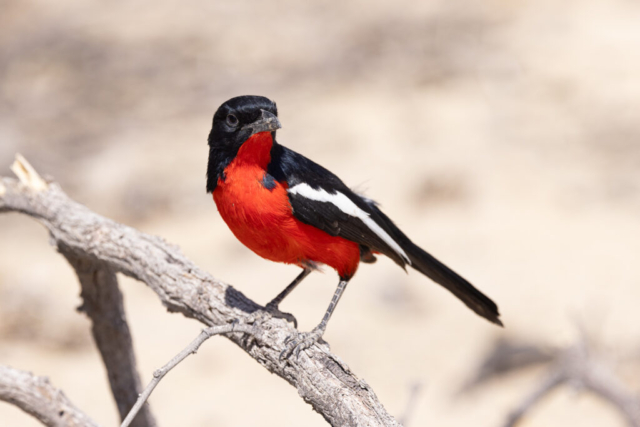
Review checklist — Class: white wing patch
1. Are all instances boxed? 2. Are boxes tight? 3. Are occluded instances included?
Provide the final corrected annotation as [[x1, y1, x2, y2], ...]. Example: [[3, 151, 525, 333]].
[[288, 183, 411, 264]]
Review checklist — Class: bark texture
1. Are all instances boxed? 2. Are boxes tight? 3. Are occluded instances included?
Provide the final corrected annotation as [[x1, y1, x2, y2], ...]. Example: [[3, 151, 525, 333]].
[[0, 365, 101, 427], [67, 257, 157, 427], [0, 164, 400, 427]]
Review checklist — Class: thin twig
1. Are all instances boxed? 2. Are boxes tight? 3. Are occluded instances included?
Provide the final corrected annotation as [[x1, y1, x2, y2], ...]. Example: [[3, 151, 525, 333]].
[[398, 381, 423, 427], [121, 323, 257, 427]]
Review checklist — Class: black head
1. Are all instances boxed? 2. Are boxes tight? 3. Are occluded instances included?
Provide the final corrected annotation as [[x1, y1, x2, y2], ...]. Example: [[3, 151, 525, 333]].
[[208, 95, 280, 149], [206, 95, 281, 192]]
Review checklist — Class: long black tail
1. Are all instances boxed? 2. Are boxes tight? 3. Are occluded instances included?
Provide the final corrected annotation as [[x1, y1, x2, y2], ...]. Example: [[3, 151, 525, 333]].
[[367, 205, 502, 326], [405, 241, 502, 326]]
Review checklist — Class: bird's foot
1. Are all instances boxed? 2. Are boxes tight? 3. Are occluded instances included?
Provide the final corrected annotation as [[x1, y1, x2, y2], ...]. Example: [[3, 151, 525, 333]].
[[280, 325, 326, 360], [264, 302, 298, 328]]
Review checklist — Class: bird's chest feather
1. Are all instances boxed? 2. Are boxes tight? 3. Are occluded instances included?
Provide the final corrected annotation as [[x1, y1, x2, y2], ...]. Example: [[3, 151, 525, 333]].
[[211, 131, 360, 275], [213, 133, 292, 237], [214, 164, 290, 226]]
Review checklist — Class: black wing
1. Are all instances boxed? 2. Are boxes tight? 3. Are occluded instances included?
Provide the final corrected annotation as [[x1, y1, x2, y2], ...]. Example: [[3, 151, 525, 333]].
[[268, 143, 502, 326], [267, 143, 409, 267]]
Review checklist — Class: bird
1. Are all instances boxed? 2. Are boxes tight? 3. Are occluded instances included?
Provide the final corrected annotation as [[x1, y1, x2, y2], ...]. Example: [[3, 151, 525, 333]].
[[206, 95, 502, 358]]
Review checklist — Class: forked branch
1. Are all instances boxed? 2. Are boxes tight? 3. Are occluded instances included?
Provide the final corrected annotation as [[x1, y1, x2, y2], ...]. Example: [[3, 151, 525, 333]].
[[0, 155, 400, 427]]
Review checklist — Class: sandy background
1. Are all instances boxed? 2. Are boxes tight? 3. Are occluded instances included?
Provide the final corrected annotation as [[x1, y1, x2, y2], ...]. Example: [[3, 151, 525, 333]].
[[1, 0, 640, 425]]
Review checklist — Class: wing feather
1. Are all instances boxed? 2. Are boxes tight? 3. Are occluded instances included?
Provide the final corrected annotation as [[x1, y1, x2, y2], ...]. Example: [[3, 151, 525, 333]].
[[268, 144, 409, 267]]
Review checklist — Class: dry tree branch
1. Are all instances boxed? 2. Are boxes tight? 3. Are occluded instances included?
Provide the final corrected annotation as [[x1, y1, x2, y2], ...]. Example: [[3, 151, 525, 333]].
[[68, 257, 157, 427], [0, 365, 101, 427], [0, 155, 401, 427], [465, 336, 640, 427], [503, 340, 640, 427], [5, 155, 156, 426], [121, 323, 257, 427]]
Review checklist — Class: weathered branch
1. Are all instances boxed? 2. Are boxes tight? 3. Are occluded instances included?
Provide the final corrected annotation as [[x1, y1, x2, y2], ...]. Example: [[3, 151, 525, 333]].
[[0, 365, 101, 427], [503, 341, 640, 427], [121, 323, 257, 427], [0, 157, 400, 427], [67, 256, 156, 427], [7, 155, 156, 426], [466, 336, 640, 427]]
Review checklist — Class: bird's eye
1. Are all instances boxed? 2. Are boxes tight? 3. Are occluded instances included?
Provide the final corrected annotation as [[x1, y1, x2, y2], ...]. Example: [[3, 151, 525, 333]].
[[226, 114, 239, 127]]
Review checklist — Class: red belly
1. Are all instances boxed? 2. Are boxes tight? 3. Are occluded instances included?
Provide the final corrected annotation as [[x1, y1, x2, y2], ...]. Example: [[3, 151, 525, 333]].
[[212, 133, 359, 279]]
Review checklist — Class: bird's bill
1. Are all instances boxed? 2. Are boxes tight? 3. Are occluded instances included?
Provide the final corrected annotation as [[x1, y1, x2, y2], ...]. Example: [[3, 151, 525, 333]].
[[243, 109, 282, 135]]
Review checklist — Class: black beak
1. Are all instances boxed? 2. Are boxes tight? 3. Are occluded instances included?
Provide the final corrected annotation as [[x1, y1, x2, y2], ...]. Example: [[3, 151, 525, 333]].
[[243, 110, 282, 135]]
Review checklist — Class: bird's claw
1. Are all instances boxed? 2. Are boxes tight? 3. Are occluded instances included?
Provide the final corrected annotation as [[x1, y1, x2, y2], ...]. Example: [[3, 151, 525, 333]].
[[264, 303, 298, 328], [279, 327, 324, 360]]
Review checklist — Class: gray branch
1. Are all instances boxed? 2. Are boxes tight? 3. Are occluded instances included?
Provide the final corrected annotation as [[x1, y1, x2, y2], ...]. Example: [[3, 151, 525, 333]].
[[467, 336, 640, 427], [0, 157, 401, 427], [0, 365, 101, 427], [503, 341, 640, 427], [505, 337, 640, 427], [66, 256, 157, 427]]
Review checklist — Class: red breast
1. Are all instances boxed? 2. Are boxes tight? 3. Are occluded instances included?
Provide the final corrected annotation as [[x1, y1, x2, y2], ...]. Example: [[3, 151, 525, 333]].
[[213, 132, 360, 278]]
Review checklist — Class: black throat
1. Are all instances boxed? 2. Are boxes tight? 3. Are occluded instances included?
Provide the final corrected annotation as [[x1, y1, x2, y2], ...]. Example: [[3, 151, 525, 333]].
[[206, 144, 235, 193]]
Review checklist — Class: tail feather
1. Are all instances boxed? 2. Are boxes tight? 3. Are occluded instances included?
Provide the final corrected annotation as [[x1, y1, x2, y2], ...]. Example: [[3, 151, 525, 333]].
[[365, 203, 502, 326], [406, 242, 502, 326]]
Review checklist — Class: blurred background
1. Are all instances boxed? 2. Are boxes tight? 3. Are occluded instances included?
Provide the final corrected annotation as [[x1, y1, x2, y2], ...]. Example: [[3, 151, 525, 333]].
[[1, 0, 640, 425]]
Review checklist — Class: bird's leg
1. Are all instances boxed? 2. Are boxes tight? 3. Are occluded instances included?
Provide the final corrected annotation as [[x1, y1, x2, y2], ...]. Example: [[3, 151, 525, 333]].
[[265, 268, 312, 328], [281, 278, 350, 359]]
